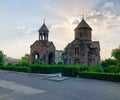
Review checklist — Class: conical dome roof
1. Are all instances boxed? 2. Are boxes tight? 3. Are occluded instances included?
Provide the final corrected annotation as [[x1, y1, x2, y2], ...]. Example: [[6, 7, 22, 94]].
[[74, 19, 92, 30], [38, 23, 49, 32]]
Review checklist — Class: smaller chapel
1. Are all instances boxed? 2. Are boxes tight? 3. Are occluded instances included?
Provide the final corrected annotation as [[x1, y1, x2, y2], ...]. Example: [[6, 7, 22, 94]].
[[30, 22, 55, 64], [63, 18, 100, 66]]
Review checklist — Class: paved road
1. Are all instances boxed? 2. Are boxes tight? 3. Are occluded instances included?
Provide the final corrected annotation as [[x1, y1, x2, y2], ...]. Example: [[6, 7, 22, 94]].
[[0, 70, 120, 100]]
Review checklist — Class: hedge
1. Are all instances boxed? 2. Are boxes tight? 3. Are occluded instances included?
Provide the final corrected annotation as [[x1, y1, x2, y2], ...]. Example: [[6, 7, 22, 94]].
[[0, 66, 30, 72], [61, 66, 78, 77], [0, 64, 120, 82], [61, 65, 88, 77], [78, 72, 120, 82], [30, 64, 63, 74]]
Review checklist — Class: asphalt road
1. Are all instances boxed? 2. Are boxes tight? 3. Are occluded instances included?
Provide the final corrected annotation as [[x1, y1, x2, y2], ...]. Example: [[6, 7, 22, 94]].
[[0, 70, 120, 100]]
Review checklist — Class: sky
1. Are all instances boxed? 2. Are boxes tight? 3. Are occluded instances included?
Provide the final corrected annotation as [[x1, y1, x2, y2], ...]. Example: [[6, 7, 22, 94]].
[[0, 0, 120, 60]]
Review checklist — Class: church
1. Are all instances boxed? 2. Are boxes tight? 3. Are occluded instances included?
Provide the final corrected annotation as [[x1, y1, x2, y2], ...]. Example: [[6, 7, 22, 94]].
[[30, 22, 55, 64], [63, 18, 100, 66]]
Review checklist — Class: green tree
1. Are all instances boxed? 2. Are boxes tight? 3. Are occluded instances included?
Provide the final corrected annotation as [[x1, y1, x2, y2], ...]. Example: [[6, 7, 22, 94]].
[[107, 65, 120, 73], [0, 50, 4, 65], [101, 58, 116, 67], [100, 58, 117, 72], [18, 54, 30, 66], [112, 46, 120, 63]]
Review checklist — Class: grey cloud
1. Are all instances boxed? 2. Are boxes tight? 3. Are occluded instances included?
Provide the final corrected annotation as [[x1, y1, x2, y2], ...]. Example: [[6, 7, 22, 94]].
[[17, 25, 37, 35], [72, 19, 79, 25], [86, 6, 120, 30]]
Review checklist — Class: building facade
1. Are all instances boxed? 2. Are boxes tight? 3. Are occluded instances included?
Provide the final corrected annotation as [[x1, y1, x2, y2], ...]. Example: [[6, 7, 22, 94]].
[[55, 50, 63, 64], [30, 22, 55, 64], [63, 18, 100, 66]]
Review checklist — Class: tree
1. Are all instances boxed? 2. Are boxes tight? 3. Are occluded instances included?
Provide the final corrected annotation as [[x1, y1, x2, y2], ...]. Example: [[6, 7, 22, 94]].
[[107, 65, 120, 73], [112, 46, 120, 63], [100, 58, 117, 72], [18, 54, 30, 66], [101, 58, 116, 67], [0, 50, 4, 65]]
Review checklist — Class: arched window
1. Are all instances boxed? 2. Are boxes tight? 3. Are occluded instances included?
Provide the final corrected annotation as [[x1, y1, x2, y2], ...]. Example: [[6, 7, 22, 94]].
[[43, 33, 46, 40], [75, 47, 79, 54], [79, 32, 82, 37], [32, 52, 40, 63]]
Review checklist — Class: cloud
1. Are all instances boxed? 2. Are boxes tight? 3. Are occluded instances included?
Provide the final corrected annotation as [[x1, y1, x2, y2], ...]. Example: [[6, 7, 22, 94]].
[[87, 2, 120, 59], [65, 1, 120, 59], [44, 3, 51, 9], [102, 2, 114, 9], [17, 25, 37, 34], [43, 0, 51, 9], [17, 42, 28, 46], [69, 17, 80, 26], [17, 25, 26, 30], [87, 2, 120, 30], [70, 2, 120, 36], [24, 27, 37, 34], [50, 22, 70, 31], [49, 21, 75, 50]]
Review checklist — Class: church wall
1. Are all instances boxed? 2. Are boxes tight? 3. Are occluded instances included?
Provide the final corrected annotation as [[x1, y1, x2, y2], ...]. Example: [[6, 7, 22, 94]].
[[75, 28, 91, 41], [63, 19, 100, 66]]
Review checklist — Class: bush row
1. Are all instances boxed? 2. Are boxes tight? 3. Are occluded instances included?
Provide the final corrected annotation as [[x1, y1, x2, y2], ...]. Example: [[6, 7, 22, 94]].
[[30, 64, 63, 74], [78, 72, 120, 82], [0, 64, 120, 82], [0, 64, 88, 74], [0, 66, 30, 72], [61, 65, 88, 77]]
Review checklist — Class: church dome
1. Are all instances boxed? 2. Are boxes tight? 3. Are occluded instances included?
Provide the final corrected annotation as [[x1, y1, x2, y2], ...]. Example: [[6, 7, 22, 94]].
[[38, 23, 49, 32], [74, 19, 92, 31]]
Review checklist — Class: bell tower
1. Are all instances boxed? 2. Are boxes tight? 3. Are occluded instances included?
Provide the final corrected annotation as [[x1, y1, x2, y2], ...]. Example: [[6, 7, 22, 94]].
[[74, 18, 92, 41], [30, 20, 55, 64], [38, 21, 49, 41]]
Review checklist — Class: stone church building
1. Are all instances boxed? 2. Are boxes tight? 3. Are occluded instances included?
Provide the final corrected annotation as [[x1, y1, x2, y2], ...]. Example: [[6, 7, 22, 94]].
[[30, 22, 55, 64], [63, 18, 100, 66]]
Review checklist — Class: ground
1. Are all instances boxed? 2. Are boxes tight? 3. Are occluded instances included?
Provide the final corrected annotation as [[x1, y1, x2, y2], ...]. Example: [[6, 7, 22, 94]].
[[0, 70, 120, 100]]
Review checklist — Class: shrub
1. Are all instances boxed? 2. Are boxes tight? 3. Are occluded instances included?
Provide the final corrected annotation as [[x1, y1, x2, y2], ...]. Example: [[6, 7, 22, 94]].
[[13, 66, 31, 72], [0, 62, 3, 66], [61, 65, 88, 77], [78, 72, 120, 82], [108, 65, 120, 73], [117, 63, 120, 67], [61, 66, 78, 77], [0, 65, 30, 72], [101, 58, 117, 72], [78, 65, 89, 72], [112, 46, 120, 63], [57, 62, 63, 65], [0, 51, 4, 65], [30, 64, 63, 74], [7, 63, 13, 66], [17, 54, 30, 66], [88, 66, 104, 72], [101, 58, 117, 67]]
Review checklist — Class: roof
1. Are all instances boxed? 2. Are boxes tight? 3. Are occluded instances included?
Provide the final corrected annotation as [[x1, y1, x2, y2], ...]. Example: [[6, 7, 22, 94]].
[[74, 19, 92, 30], [90, 41, 100, 49], [30, 40, 55, 49], [38, 23, 49, 32]]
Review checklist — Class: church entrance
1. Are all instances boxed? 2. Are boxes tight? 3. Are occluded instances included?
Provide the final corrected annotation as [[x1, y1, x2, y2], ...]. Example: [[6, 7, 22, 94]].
[[48, 52, 54, 64], [32, 52, 40, 63], [74, 58, 80, 65]]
